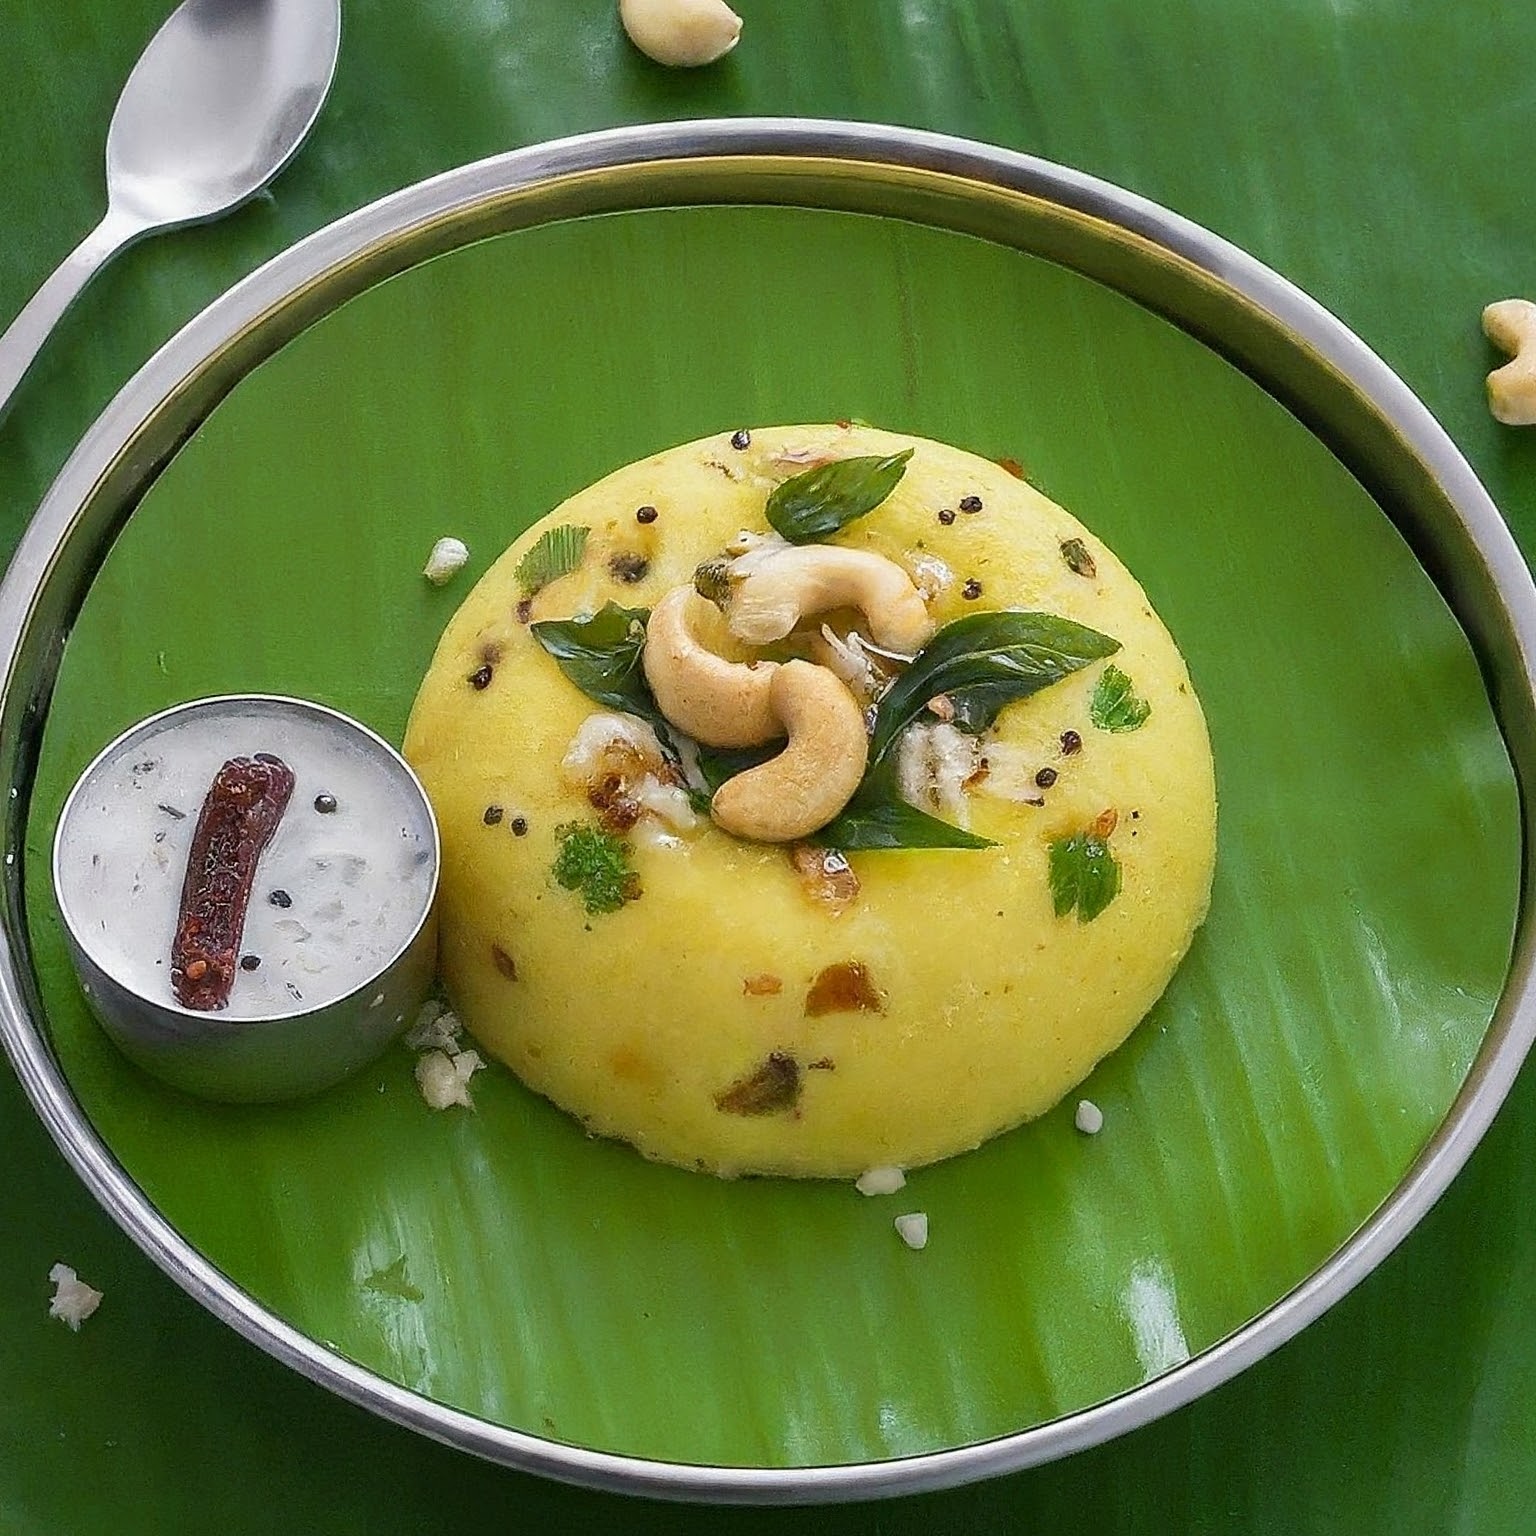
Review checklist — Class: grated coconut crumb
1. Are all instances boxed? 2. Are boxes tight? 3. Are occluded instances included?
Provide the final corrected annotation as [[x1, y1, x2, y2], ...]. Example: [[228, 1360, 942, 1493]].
[[415, 1048, 481, 1110], [47, 1264, 103, 1331], [422, 537, 470, 586], [405, 1000, 464, 1055], [855, 1166, 907, 1197]]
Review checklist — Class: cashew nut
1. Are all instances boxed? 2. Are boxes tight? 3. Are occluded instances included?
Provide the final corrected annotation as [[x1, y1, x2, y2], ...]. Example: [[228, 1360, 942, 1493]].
[[618, 0, 742, 67], [717, 544, 937, 653], [642, 586, 779, 748], [1483, 299, 1536, 425], [711, 661, 869, 842]]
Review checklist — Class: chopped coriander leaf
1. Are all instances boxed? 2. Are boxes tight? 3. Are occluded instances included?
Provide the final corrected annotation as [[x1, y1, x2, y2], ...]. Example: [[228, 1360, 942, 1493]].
[[515, 525, 590, 596], [1049, 830, 1121, 922], [552, 821, 639, 915], [1090, 663, 1152, 733]]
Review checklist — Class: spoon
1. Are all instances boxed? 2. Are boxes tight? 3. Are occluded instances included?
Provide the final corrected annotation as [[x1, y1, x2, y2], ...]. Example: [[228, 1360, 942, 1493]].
[[0, 0, 342, 421]]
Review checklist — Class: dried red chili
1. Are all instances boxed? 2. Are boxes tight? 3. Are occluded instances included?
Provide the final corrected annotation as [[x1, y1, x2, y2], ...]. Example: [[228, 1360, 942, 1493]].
[[171, 755, 295, 1010]]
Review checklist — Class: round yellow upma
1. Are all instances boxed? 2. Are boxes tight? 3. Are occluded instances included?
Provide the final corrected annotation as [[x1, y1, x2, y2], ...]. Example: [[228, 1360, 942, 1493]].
[[404, 424, 1216, 1177]]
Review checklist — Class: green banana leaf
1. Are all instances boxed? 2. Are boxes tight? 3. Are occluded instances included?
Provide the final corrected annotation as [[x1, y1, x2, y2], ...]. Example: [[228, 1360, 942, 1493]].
[[21, 204, 1518, 1467]]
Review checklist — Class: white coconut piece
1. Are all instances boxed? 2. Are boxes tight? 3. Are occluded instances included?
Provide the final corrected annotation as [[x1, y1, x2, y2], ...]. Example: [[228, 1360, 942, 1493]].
[[422, 536, 470, 586], [855, 1165, 907, 1197], [47, 1264, 103, 1331]]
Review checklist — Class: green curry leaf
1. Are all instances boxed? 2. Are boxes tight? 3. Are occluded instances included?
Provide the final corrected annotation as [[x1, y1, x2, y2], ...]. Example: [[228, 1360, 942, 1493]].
[[529, 602, 663, 731], [694, 741, 781, 794], [815, 765, 995, 851], [868, 610, 1121, 765], [765, 450, 914, 543]]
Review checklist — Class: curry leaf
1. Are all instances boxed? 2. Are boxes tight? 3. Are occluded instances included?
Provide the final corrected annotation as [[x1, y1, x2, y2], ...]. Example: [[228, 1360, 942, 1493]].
[[529, 603, 664, 730], [1049, 831, 1122, 921], [515, 524, 589, 596], [815, 768, 996, 851], [1089, 663, 1152, 732], [868, 611, 1120, 765], [765, 449, 914, 543]]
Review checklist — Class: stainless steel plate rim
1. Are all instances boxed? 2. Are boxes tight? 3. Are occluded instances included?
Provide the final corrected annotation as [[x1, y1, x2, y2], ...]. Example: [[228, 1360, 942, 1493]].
[[1, 118, 1532, 1506]]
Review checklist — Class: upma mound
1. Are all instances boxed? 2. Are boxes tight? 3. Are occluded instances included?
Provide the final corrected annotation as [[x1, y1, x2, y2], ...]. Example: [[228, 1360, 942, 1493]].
[[404, 424, 1216, 1177]]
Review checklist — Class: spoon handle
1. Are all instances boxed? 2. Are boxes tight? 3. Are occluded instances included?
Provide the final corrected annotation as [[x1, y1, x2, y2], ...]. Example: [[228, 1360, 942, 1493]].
[[0, 207, 145, 424]]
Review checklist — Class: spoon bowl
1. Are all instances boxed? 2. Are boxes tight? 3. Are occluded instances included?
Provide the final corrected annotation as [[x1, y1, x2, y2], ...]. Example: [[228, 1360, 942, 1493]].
[[107, 0, 341, 229], [0, 0, 342, 417]]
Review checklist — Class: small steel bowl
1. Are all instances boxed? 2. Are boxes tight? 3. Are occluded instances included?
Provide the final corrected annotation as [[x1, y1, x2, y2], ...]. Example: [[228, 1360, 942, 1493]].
[[50, 695, 440, 1102]]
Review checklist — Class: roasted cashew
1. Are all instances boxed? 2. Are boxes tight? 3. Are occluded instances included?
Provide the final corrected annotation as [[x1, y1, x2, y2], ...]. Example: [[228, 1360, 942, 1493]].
[[718, 544, 936, 653], [618, 0, 741, 67], [711, 661, 869, 842], [642, 585, 779, 748], [1484, 300, 1536, 425]]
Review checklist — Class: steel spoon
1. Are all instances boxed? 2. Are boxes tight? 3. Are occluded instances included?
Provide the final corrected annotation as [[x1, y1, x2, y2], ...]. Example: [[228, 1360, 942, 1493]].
[[0, 0, 342, 421]]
